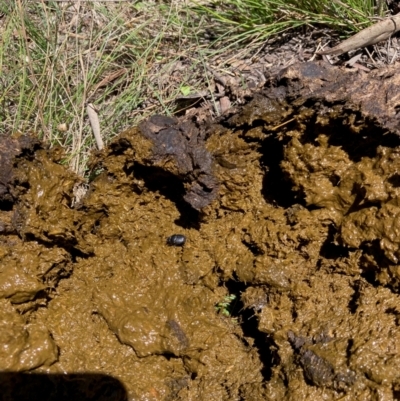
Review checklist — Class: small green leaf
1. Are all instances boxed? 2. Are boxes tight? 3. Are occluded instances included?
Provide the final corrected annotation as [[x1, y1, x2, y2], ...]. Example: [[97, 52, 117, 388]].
[[180, 85, 191, 96], [215, 293, 237, 318]]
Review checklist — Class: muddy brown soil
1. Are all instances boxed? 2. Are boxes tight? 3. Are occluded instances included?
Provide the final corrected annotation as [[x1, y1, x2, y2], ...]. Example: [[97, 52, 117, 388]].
[[2, 61, 400, 401]]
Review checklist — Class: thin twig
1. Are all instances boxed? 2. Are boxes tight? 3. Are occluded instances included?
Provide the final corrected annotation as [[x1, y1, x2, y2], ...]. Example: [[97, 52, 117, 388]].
[[270, 118, 295, 131]]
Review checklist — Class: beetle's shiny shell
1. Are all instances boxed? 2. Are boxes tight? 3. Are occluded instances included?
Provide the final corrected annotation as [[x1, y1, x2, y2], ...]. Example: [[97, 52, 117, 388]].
[[167, 234, 186, 246]]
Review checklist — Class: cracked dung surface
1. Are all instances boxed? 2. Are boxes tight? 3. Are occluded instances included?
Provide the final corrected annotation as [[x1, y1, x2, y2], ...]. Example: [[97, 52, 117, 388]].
[[2, 62, 400, 400]]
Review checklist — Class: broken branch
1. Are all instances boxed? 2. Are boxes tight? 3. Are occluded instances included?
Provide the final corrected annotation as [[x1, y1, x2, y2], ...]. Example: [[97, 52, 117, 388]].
[[318, 14, 400, 56]]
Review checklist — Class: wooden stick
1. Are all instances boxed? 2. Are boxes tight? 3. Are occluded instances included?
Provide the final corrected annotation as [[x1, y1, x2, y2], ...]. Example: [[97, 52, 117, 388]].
[[318, 15, 400, 56]]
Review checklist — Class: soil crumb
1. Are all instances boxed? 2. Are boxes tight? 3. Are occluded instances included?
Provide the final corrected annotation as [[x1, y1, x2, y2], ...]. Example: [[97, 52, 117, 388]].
[[2, 61, 400, 400]]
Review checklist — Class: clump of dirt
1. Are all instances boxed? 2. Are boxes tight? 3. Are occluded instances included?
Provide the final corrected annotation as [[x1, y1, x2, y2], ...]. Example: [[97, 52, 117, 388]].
[[2, 61, 400, 400]]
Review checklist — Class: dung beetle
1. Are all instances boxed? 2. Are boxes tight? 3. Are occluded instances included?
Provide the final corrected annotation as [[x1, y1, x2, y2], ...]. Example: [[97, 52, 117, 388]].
[[167, 234, 186, 246]]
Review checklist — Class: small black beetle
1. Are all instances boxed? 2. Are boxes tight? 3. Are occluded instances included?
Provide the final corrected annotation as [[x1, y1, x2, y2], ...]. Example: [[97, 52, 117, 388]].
[[167, 234, 186, 246]]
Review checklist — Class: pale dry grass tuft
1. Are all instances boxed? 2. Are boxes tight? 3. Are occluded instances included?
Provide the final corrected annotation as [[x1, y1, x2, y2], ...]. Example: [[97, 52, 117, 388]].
[[0, 0, 214, 174]]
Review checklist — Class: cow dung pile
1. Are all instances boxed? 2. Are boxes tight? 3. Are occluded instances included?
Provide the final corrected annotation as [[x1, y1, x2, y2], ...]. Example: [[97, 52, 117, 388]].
[[2, 62, 400, 401]]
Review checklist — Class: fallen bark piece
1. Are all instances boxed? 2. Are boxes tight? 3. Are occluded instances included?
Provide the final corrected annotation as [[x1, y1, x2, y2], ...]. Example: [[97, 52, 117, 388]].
[[319, 14, 400, 56]]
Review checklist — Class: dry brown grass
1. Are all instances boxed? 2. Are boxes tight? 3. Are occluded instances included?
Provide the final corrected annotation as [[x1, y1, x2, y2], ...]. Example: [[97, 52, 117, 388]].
[[0, 0, 219, 174]]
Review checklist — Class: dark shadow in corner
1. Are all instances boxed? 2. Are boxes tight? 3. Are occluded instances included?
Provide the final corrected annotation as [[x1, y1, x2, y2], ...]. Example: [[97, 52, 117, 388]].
[[0, 372, 128, 401]]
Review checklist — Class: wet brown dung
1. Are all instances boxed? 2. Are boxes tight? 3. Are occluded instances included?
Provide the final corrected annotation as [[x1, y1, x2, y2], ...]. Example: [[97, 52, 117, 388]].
[[2, 62, 400, 400]]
